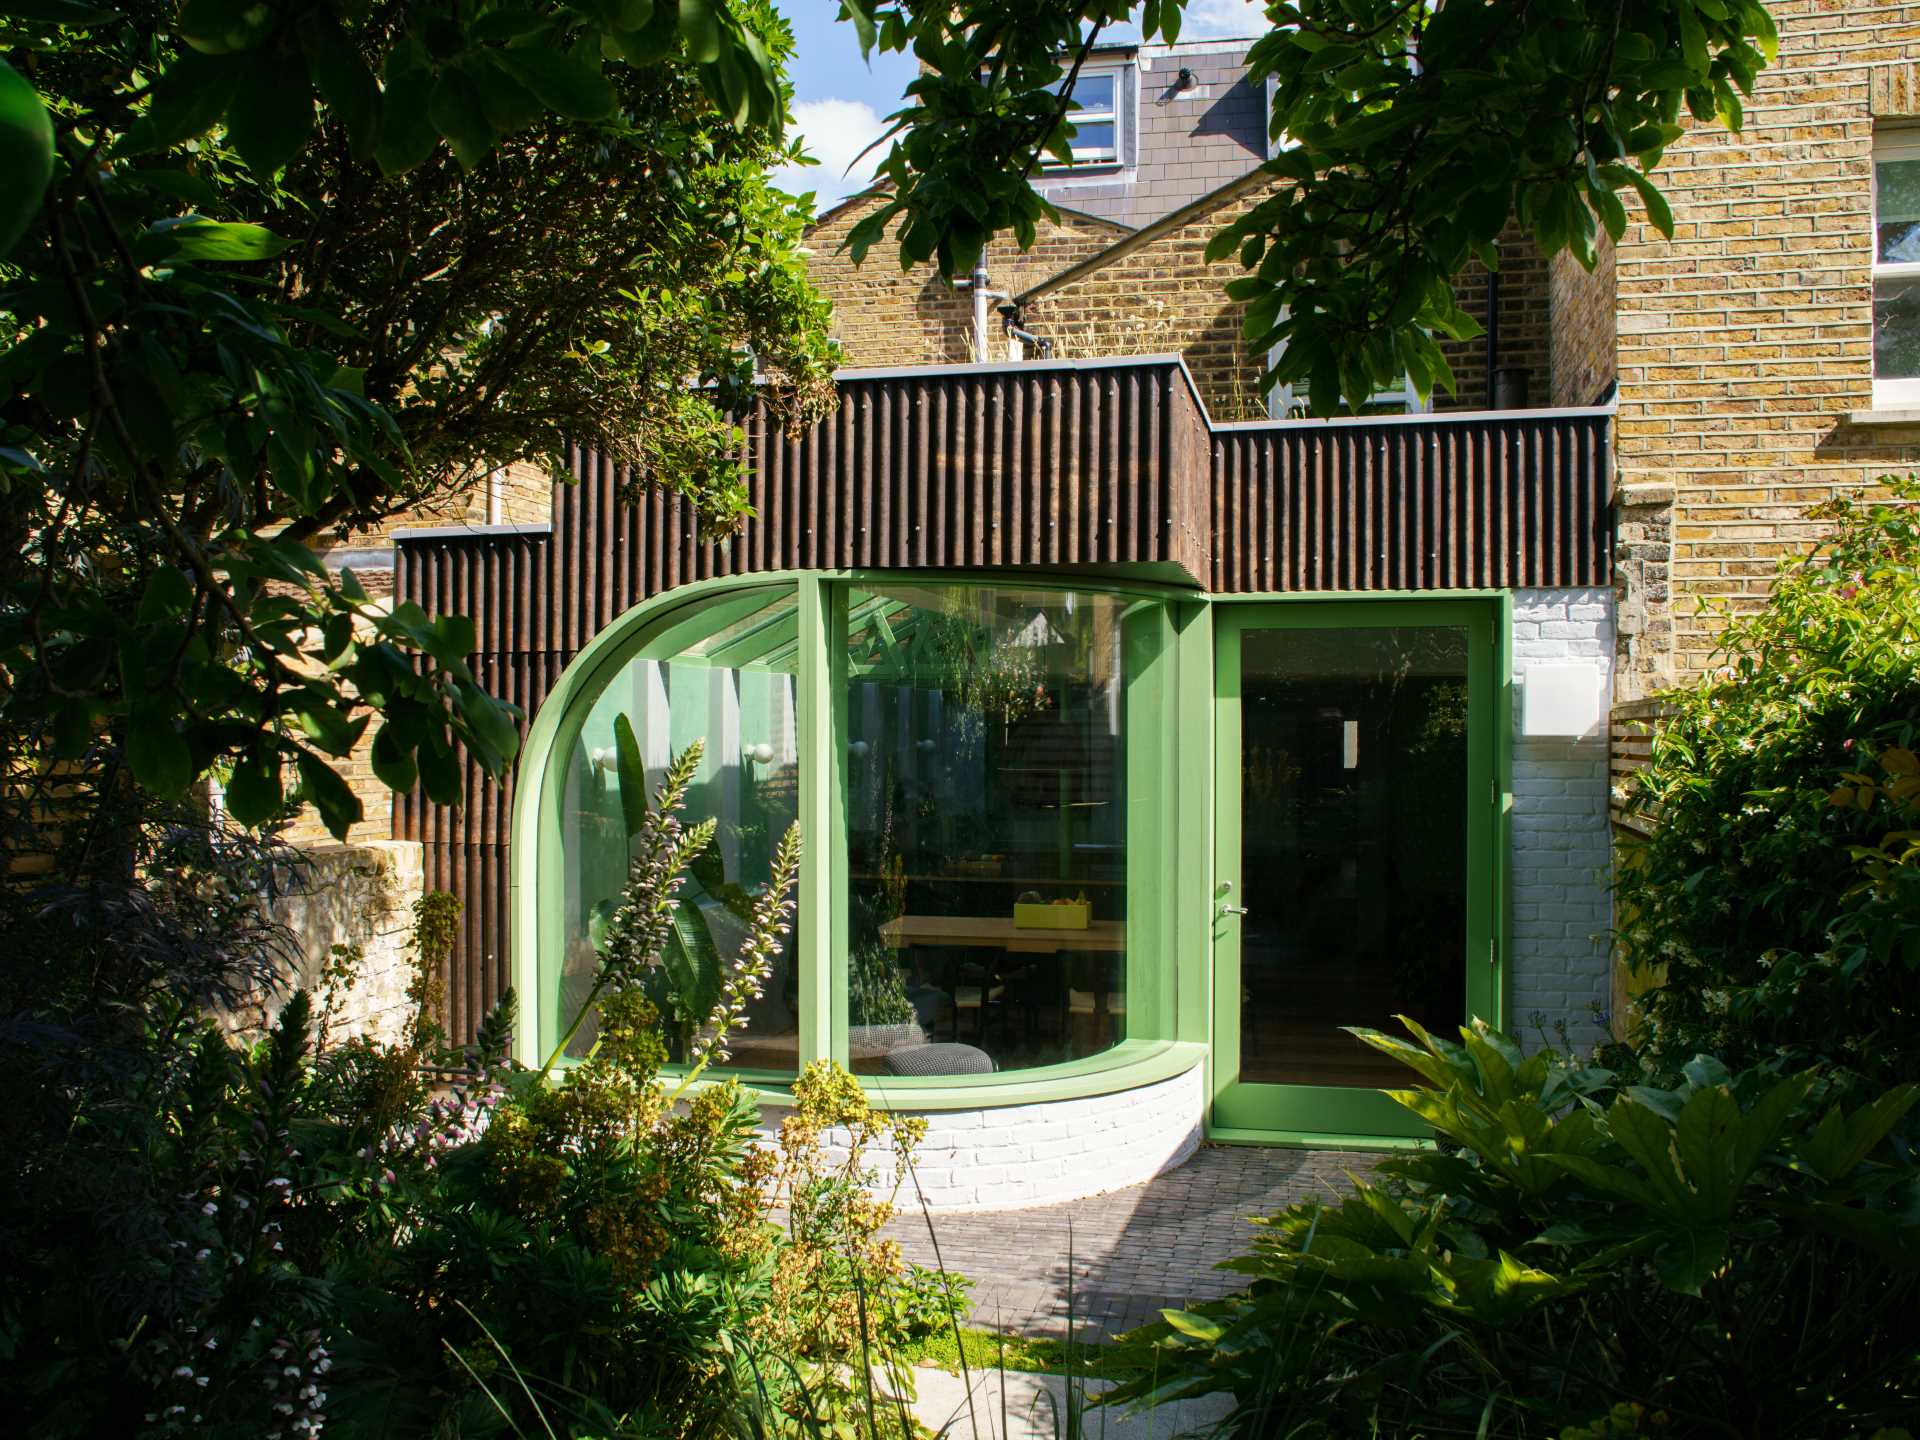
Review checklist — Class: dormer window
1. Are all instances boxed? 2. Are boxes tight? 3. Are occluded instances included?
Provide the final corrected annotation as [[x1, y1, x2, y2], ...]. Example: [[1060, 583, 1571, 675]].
[[1045, 66, 1126, 166]]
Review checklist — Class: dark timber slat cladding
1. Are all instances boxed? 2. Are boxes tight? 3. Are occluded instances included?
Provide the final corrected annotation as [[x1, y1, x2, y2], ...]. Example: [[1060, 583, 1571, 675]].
[[1207, 409, 1610, 592], [394, 359, 1611, 1038]]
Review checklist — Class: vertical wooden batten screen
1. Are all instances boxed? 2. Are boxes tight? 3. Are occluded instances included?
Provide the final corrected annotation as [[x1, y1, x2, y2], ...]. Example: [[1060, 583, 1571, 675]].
[[394, 359, 1612, 1039]]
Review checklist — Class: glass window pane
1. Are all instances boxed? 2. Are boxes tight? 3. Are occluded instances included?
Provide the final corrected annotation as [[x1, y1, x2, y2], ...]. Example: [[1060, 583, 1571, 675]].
[[553, 589, 802, 1072], [1237, 626, 1470, 1089], [843, 585, 1146, 1077], [1876, 277, 1920, 380], [1878, 157, 1920, 264], [1064, 73, 1115, 115], [1070, 122, 1117, 155]]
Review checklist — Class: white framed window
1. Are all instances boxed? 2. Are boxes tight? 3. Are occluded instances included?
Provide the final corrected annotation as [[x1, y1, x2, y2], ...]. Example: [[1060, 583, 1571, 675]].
[[1044, 66, 1125, 166], [1874, 128, 1920, 408]]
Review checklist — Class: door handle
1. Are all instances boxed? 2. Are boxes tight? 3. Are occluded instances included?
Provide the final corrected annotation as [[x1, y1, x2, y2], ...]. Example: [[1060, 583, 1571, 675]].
[[1218, 902, 1249, 917]]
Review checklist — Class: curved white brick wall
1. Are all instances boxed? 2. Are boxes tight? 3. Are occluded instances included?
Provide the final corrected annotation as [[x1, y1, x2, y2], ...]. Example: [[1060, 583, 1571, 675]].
[[763, 1058, 1207, 1214], [1510, 588, 1615, 1052]]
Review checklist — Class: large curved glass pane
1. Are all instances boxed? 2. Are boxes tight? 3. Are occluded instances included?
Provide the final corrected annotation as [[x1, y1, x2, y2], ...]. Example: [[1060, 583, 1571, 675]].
[[553, 588, 802, 1072], [843, 583, 1150, 1077]]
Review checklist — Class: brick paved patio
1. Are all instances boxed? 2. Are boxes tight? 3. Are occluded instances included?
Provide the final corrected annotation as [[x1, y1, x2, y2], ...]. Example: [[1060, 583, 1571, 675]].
[[884, 1143, 1377, 1340]]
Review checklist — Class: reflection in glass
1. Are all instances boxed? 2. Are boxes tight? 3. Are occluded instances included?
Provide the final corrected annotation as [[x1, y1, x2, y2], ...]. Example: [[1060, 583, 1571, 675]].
[[844, 585, 1145, 1076], [1877, 276, 1920, 380], [554, 590, 801, 1071], [1878, 157, 1920, 264], [1238, 626, 1469, 1089]]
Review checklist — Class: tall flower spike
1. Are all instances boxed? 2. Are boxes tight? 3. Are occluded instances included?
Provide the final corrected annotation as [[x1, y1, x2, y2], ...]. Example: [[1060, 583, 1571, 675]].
[[684, 821, 803, 1081]]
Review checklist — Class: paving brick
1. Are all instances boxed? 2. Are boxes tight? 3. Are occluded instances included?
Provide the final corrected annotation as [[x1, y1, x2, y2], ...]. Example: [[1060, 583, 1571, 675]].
[[886, 1143, 1377, 1339]]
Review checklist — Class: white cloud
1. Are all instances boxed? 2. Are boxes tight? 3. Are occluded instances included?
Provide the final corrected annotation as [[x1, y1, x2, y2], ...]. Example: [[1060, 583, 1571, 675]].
[[1181, 0, 1269, 39], [771, 97, 890, 212]]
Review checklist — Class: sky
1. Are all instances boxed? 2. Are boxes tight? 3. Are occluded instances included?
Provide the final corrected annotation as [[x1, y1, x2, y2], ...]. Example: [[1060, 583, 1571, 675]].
[[771, 1, 1272, 212]]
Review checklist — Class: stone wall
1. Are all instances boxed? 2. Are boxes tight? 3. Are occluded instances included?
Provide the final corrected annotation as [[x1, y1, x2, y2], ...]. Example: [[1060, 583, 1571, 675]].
[[1509, 588, 1615, 1051], [225, 839, 426, 1046], [1612, 0, 1920, 690], [764, 1059, 1207, 1213]]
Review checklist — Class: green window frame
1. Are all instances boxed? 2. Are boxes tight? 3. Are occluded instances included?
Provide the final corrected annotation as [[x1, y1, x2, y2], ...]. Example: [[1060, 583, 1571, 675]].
[[1208, 593, 1512, 1148], [509, 573, 1511, 1134], [510, 570, 1213, 1109]]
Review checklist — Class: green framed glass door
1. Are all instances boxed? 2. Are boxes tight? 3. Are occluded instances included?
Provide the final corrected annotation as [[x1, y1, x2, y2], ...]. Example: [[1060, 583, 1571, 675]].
[[1211, 600, 1500, 1142]]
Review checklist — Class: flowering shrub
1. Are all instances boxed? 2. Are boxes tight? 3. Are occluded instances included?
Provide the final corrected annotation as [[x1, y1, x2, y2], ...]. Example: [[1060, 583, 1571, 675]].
[[1616, 482, 1920, 1091], [1, 742, 949, 1438]]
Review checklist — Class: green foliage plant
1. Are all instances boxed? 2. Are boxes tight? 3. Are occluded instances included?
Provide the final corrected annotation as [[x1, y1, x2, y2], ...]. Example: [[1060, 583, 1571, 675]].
[[1103, 1020, 1920, 1439], [590, 722, 800, 1065], [840, 0, 1775, 414], [761, 1060, 932, 1435], [1616, 482, 1920, 1092], [0, 0, 837, 841]]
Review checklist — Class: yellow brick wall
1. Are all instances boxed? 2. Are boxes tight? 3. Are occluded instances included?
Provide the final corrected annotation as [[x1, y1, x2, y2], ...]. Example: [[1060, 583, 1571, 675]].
[[1021, 180, 1551, 421], [805, 194, 1131, 367], [1613, 0, 1920, 696], [1549, 233, 1617, 408], [310, 459, 556, 562]]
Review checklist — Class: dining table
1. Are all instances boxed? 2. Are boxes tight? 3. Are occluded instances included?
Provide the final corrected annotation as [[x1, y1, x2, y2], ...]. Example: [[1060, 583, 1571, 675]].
[[878, 914, 1126, 954]]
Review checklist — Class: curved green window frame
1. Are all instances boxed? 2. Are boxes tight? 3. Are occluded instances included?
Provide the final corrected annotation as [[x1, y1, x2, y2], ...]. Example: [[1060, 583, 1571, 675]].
[[510, 570, 1214, 1106]]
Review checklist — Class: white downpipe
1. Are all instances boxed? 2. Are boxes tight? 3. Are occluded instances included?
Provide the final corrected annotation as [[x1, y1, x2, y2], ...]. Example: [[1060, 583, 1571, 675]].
[[972, 251, 992, 363]]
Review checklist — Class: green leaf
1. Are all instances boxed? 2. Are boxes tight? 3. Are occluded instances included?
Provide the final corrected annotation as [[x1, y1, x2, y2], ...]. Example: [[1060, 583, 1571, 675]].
[[127, 707, 193, 794], [225, 747, 284, 827], [369, 722, 418, 793], [1673, 1085, 1742, 1220], [179, 0, 274, 55], [301, 13, 381, 160], [138, 566, 194, 624], [493, 45, 616, 121], [677, 0, 722, 64], [0, 0, 119, 24], [1160, 1310, 1225, 1343], [1798, 1084, 1920, 1182], [0, 58, 54, 259], [1620, 165, 1675, 239], [1677, 4, 1709, 79], [838, 0, 876, 57], [614, 712, 648, 838], [465, 50, 545, 135], [375, 64, 441, 176], [296, 750, 362, 840], [141, 218, 294, 263], [123, 48, 243, 152], [430, 65, 496, 169], [455, 679, 520, 769], [226, 53, 315, 175], [417, 737, 461, 806]]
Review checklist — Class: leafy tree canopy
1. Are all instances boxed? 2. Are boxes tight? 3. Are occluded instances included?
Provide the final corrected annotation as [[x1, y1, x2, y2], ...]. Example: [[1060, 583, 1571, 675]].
[[841, 0, 1778, 415], [0, 0, 837, 840]]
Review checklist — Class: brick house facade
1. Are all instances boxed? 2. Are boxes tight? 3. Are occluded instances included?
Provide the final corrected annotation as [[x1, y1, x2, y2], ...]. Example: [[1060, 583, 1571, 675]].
[[274, 7, 1920, 1178]]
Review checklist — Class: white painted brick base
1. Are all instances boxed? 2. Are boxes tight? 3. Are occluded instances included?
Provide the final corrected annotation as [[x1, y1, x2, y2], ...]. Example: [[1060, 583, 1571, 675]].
[[763, 1059, 1206, 1214], [1510, 589, 1614, 1051]]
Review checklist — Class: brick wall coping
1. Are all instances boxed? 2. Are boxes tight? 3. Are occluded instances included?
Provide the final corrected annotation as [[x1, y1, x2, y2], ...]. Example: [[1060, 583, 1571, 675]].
[[393, 521, 555, 542], [1014, 168, 1270, 305], [1214, 400, 1617, 433], [831, 352, 1616, 434]]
